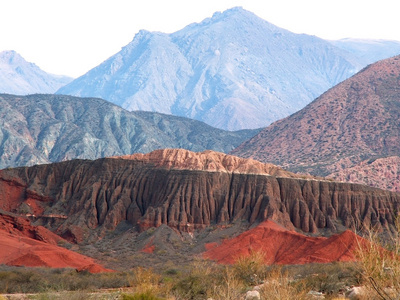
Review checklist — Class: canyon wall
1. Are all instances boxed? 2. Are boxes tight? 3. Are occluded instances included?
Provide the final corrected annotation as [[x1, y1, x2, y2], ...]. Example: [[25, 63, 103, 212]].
[[1, 153, 399, 242]]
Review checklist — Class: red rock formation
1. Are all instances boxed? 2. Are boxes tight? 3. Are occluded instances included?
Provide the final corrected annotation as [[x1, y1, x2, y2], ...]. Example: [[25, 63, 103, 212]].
[[203, 220, 367, 265], [0, 149, 398, 239], [0, 213, 112, 272], [115, 149, 300, 178]]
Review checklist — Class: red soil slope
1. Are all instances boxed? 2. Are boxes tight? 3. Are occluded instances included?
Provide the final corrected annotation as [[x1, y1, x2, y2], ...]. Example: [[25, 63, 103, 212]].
[[204, 220, 365, 265], [0, 214, 112, 273]]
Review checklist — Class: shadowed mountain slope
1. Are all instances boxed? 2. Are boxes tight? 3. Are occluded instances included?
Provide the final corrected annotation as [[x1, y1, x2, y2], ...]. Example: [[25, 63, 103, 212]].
[[0, 94, 258, 169]]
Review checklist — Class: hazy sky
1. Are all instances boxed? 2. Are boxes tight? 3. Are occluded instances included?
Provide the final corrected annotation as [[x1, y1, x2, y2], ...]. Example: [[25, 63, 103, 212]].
[[1, 0, 399, 77]]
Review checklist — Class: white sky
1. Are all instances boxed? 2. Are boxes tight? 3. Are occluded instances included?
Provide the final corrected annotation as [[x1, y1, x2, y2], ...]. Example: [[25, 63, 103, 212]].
[[1, 0, 399, 78]]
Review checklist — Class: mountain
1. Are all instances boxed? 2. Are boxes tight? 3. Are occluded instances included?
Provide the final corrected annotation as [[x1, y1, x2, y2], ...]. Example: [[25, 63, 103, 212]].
[[330, 38, 400, 65], [0, 51, 72, 94], [231, 55, 400, 191], [0, 94, 258, 169], [57, 7, 364, 131], [0, 149, 398, 269]]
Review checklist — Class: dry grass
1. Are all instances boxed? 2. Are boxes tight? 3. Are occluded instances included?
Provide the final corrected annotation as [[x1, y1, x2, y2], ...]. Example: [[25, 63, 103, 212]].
[[258, 266, 308, 300], [356, 218, 400, 299]]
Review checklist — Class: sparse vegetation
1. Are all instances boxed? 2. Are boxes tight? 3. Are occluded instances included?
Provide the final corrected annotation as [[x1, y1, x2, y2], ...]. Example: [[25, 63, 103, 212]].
[[356, 217, 400, 299], [2, 240, 400, 300]]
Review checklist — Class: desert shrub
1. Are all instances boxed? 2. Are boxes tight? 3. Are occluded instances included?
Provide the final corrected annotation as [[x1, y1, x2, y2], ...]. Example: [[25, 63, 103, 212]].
[[209, 266, 244, 300], [232, 249, 267, 285], [356, 218, 400, 299], [172, 261, 215, 299], [0, 266, 129, 293], [0, 268, 49, 293], [127, 267, 173, 299], [297, 262, 361, 295], [121, 291, 165, 300], [258, 266, 307, 300], [172, 259, 240, 300]]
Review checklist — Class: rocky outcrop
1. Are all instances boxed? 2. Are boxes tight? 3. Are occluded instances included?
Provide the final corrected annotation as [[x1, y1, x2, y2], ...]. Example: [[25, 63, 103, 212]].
[[1, 150, 399, 240], [114, 149, 300, 178], [232, 55, 400, 191]]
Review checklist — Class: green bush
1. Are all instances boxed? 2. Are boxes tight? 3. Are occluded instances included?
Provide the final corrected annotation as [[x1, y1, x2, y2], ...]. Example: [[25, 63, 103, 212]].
[[121, 291, 165, 300]]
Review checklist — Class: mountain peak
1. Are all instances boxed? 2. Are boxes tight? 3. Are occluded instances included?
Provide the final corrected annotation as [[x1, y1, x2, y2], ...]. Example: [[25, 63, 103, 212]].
[[0, 50, 72, 94], [211, 6, 255, 19], [0, 50, 27, 65], [57, 8, 365, 130]]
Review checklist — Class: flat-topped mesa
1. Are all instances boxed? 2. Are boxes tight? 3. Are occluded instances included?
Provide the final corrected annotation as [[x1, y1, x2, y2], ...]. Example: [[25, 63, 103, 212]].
[[114, 149, 301, 178]]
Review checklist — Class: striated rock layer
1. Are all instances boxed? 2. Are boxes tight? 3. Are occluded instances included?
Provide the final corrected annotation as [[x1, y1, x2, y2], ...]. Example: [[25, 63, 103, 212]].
[[114, 149, 300, 178], [0, 149, 399, 242]]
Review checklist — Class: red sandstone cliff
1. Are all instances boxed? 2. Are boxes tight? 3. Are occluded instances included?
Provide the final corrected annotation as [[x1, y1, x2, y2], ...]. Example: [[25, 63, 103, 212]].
[[0, 149, 398, 240]]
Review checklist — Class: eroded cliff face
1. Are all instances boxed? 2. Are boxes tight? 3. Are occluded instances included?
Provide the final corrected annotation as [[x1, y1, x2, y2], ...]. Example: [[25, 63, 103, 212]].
[[0, 150, 399, 242]]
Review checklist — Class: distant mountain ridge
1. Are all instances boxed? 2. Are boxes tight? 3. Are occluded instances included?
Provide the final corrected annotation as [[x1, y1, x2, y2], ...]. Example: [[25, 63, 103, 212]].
[[231, 55, 400, 191], [330, 38, 400, 65], [0, 50, 72, 94], [57, 7, 364, 130], [0, 94, 258, 169]]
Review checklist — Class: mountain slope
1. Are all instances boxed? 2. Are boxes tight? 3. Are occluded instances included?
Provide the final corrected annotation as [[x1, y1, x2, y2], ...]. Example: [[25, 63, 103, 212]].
[[57, 7, 363, 130], [231, 55, 400, 190], [0, 51, 72, 94], [0, 94, 258, 169], [330, 38, 400, 65]]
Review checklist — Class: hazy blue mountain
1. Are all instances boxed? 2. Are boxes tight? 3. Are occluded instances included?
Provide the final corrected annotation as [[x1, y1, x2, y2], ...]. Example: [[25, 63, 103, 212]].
[[330, 38, 400, 65], [0, 50, 72, 94], [57, 7, 364, 130], [0, 93, 258, 169]]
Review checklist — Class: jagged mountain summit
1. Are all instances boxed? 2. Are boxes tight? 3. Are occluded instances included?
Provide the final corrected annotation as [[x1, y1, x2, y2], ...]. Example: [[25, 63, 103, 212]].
[[0, 94, 258, 169], [0, 50, 72, 94], [231, 55, 400, 191], [57, 7, 364, 130]]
